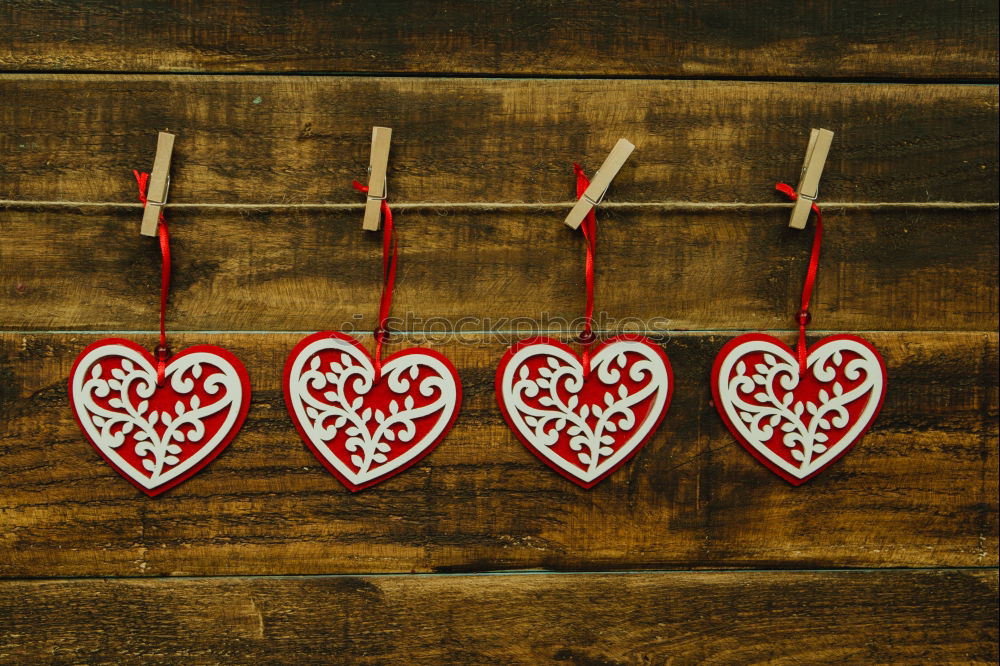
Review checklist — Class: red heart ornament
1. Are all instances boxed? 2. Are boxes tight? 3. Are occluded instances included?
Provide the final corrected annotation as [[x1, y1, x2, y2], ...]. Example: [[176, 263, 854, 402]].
[[284, 332, 462, 491], [496, 336, 673, 488], [712, 333, 887, 485], [68, 338, 251, 496]]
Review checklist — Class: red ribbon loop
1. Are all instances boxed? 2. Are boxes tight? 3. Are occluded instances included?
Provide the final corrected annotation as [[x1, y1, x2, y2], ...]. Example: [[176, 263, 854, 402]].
[[134, 170, 171, 386], [574, 164, 597, 376], [353, 180, 396, 379], [775, 182, 823, 373]]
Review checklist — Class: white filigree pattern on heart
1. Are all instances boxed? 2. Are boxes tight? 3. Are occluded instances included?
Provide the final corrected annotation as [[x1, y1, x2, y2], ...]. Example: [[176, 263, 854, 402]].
[[71, 344, 244, 490], [500, 340, 671, 484], [716, 337, 884, 480], [286, 336, 459, 487]]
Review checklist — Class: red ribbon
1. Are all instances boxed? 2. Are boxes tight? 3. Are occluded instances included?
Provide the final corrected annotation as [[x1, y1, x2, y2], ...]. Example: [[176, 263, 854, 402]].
[[133, 170, 171, 386], [775, 181, 823, 373], [573, 164, 597, 376], [353, 181, 396, 378]]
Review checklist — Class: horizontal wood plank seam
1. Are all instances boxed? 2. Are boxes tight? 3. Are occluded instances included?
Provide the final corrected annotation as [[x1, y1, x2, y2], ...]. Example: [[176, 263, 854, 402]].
[[0, 70, 997, 84], [2, 565, 997, 584]]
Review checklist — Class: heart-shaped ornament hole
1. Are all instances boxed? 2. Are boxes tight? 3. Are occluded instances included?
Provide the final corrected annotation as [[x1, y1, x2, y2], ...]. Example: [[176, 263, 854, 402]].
[[69, 338, 251, 496], [284, 332, 462, 491], [496, 336, 672, 488], [712, 333, 886, 485]]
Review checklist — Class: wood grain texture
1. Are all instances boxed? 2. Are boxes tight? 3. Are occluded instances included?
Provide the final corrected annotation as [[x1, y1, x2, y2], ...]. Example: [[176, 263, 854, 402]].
[[1, 570, 996, 664], [0, 77, 996, 205], [1, 331, 995, 577], [2, 4, 995, 661], [2, 206, 996, 332], [1, 1, 997, 80]]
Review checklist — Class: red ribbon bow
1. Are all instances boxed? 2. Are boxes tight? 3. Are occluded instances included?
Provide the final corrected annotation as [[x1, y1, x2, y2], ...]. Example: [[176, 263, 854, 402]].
[[775, 181, 823, 373], [133, 170, 172, 386], [353, 181, 397, 378], [573, 164, 598, 376]]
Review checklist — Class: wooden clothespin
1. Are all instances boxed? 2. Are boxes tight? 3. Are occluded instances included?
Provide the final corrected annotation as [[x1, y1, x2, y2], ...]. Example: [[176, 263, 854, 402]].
[[789, 128, 834, 229], [564, 138, 635, 229], [363, 126, 392, 231], [140, 131, 175, 236]]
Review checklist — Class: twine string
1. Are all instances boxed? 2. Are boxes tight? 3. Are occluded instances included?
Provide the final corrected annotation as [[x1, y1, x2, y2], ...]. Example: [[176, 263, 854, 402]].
[[1, 199, 991, 211]]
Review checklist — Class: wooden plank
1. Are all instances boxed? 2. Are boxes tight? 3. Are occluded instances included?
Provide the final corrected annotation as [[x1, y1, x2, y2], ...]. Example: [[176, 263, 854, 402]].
[[0, 570, 996, 663], [0, 332, 994, 577], [0, 77, 996, 205], [0, 1, 997, 79], [1, 207, 995, 332]]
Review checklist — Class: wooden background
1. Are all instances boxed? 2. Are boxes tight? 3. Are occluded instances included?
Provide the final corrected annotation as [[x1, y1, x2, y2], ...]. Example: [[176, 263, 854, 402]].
[[1, 2, 997, 663]]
